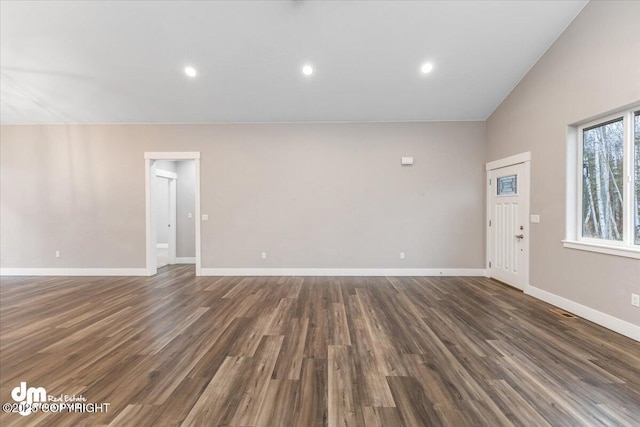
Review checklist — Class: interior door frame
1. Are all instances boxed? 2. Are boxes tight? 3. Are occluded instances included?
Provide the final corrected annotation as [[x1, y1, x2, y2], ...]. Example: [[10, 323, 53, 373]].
[[145, 152, 201, 276], [155, 168, 178, 265], [486, 152, 531, 291]]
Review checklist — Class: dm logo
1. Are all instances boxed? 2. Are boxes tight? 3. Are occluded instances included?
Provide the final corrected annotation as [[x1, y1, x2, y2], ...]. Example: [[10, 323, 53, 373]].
[[11, 382, 46, 416]]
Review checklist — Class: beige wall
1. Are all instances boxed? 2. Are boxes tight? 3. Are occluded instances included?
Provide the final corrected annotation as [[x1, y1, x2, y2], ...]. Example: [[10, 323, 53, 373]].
[[487, 1, 640, 325], [0, 121, 486, 270]]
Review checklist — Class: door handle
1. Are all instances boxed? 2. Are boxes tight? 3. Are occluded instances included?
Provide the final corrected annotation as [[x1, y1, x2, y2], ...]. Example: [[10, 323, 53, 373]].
[[515, 234, 524, 239]]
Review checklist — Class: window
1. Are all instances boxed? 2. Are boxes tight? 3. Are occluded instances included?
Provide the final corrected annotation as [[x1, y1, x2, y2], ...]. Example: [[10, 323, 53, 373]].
[[581, 118, 624, 241], [565, 105, 640, 259], [497, 175, 517, 195], [635, 111, 640, 245]]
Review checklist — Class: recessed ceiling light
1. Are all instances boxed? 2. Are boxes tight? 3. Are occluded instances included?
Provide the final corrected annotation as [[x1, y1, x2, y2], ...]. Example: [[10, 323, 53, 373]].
[[184, 66, 197, 77], [302, 64, 314, 76], [420, 62, 434, 74]]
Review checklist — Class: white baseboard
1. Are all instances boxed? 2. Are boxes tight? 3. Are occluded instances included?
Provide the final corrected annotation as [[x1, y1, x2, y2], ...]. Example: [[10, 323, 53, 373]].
[[0, 268, 147, 277], [526, 285, 639, 342], [199, 268, 486, 277], [175, 257, 196, 264], [156, 243, 169, 249]]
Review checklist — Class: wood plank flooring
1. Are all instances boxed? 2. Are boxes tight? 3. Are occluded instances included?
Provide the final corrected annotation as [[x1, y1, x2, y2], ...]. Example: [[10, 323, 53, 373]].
[[1, 265, 639, 426]]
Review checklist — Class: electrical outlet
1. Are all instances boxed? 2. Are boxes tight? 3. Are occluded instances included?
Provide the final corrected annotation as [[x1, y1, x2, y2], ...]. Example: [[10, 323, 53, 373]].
[[632, 294, 640, 307], [55, 250, 60, 258], [261, 252, 267, 260], [400, 252, 405, 260]]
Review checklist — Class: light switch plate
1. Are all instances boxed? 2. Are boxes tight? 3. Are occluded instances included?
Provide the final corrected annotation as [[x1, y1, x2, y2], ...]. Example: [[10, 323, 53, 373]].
[[530, 215, 540, 223], [201, 214, 209, 221], [401, 157, 414, 165], [188, 213, 192, 219]]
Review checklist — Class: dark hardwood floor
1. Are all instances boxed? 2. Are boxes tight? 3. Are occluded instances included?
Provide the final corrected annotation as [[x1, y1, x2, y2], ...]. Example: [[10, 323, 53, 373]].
[[1, 265, 639, 426]]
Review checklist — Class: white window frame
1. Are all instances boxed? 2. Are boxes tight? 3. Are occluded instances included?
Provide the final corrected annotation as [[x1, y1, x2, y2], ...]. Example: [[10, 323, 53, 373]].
[[564, 104, 640, 259]]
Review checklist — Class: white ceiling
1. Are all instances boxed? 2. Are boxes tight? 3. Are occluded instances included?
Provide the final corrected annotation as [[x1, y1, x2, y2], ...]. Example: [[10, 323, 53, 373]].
[[0, 0, 587, 124]]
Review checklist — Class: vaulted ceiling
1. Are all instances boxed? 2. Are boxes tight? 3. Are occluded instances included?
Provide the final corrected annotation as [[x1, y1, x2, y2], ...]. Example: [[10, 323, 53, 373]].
[[0, 1, 587, 124]]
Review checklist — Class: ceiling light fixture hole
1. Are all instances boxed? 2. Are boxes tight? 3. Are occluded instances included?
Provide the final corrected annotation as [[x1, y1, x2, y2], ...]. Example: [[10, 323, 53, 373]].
[[420, 62, 434, 74], [302, 64, 314, 76]]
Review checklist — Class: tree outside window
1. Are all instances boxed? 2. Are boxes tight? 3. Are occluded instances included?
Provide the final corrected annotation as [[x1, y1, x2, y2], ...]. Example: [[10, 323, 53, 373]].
[[635, 112, 640, 245], [578, 108, 640, 249], [582, 119, 624, 241]]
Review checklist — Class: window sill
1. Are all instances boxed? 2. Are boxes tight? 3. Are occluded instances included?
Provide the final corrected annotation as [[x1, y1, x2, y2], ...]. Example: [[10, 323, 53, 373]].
[[562, 240, 640, 260]]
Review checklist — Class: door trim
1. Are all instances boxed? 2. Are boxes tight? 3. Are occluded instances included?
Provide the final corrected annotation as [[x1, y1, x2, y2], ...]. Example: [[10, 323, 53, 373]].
[[145, 152, 201, 276], [156, 169, 177, 180], [486, 152, 531, 291], [486, 151, 531, 171]]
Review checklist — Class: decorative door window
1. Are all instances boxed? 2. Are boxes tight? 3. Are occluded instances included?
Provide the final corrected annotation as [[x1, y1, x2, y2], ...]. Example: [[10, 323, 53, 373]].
[[497, 175, 517, 196]]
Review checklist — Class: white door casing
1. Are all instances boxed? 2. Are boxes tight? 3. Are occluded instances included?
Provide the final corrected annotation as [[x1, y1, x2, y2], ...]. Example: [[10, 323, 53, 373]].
[[168, 177, 177, 264], [486, 153, 530, 291]]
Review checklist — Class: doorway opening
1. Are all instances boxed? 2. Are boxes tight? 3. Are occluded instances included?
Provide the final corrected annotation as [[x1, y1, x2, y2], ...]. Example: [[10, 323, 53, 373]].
[[145, 152, 201, 276], [486, 152, 531, 291], [154, 164, 177, 268]]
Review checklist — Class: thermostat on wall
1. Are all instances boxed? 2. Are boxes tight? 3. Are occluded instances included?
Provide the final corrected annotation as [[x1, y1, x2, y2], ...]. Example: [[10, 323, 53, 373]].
[[401, 157, 414, 165]]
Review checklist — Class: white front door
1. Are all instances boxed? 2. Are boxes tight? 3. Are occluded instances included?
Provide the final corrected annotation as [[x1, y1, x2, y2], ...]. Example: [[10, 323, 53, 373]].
[[488, 163, 528, 290]]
